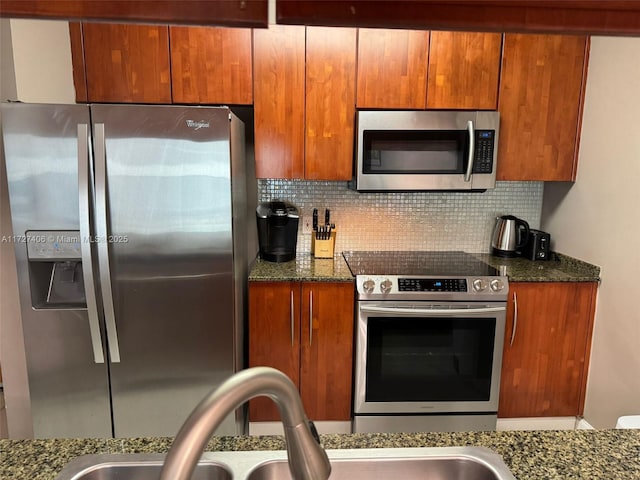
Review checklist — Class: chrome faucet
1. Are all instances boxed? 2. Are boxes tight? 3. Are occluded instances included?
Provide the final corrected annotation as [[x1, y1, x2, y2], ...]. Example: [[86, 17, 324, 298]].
[[160, 366, 332, 480]]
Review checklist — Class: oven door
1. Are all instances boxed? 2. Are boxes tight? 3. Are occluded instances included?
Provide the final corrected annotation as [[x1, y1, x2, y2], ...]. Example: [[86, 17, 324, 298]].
[[354, 301, 506, 415]]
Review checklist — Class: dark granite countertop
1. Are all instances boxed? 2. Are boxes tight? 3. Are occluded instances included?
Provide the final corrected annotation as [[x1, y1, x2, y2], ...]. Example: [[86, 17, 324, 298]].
[[2, 430, 639, 479], [249, 251, 600, 283], [249, 254, 353, 282], [476, 252, 601, 282]]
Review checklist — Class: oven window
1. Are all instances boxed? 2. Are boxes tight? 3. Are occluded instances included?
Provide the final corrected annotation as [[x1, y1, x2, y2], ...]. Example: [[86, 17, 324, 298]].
[[362, 130, 468, 174], [365, 317, 496, 402]]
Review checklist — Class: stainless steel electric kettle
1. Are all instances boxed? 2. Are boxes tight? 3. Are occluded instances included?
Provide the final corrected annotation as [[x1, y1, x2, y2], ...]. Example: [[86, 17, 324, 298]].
[[491, 215, 530, 257]]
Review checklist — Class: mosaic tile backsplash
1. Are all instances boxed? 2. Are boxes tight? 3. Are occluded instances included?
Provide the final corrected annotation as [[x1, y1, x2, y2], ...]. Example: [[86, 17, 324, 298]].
[[258, 180, 543, 254]]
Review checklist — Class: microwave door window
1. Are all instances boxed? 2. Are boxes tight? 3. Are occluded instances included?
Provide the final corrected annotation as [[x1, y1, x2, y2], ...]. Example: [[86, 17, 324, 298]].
[[363, 130, 469, 174]]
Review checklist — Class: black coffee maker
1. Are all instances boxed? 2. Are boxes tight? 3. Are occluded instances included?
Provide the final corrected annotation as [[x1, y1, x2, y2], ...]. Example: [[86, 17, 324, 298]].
[[256, 201, 299, 262]]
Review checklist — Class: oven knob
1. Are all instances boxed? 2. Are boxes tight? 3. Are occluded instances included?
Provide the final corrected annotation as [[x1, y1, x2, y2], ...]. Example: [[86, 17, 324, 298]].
[[380, 279, 393, 294], [472, 279, 488, 292], [362, 279, 375, 293], [490, 279, 505, 292]]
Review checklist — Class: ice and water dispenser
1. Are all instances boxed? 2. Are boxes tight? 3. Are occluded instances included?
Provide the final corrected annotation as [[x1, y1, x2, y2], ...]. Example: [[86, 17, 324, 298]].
[[26, 230, 86, 309]]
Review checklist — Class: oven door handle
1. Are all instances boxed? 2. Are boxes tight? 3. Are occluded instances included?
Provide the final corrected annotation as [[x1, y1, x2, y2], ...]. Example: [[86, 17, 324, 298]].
[[360, 305, 506, 315]]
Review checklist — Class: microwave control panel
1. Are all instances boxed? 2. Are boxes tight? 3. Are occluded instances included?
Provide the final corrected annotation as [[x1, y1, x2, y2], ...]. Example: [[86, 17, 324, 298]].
[[472, 130, 495, 174]]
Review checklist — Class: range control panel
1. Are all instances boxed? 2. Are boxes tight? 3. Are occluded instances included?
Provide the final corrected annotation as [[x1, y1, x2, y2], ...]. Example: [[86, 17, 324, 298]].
[[356, 275, 508, 301], [399, 278, 467, 292]]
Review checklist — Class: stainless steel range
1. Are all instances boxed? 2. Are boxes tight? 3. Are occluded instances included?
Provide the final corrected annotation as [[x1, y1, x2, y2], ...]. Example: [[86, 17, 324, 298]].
[[342, 251, 508, 434]]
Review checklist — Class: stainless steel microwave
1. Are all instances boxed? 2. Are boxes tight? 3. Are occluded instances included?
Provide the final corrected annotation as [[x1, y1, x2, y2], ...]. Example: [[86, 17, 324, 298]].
[[351, 110, 500, 192]]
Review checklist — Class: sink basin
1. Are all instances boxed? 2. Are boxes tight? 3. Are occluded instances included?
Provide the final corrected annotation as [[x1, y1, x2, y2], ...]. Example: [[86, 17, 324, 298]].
[[248, 454, 505, 480], [55, 453, 232, 480], [56, 447, 515, 480], [245, 448, 515, 480]]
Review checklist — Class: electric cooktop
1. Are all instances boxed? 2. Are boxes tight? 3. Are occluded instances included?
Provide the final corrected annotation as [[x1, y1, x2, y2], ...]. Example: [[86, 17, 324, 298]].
[[342, 250, 498, 277]]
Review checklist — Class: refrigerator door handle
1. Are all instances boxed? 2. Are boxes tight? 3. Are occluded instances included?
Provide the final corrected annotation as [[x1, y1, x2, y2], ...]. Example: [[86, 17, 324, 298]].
[[78, 124, 105, 364], [94, 123, 121, 363]]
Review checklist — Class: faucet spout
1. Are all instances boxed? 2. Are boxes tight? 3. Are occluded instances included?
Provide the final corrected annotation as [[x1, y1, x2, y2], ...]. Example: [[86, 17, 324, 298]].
[[160, 367, 331, 480]]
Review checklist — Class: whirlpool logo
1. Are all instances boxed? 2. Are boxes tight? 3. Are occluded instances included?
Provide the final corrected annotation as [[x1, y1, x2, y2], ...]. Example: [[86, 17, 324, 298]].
[[186, 120, 210, 130]]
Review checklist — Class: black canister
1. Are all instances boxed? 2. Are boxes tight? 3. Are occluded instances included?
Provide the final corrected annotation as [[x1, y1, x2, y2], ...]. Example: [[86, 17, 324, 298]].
[[256, 201, 299, 262]]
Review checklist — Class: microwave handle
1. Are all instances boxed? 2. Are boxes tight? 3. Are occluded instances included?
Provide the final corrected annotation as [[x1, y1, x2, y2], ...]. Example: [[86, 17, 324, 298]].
[[464, 120, 475, 182]]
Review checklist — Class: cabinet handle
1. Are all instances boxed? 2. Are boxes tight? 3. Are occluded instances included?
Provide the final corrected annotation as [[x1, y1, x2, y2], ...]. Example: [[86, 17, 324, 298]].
[[290, 289, 295, 347], [309, 290, 313, 346], [510, 291, 518, 347]]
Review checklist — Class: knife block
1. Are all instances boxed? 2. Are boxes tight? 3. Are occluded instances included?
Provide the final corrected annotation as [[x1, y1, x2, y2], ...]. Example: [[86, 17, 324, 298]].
[[312, 230, 336, 259]]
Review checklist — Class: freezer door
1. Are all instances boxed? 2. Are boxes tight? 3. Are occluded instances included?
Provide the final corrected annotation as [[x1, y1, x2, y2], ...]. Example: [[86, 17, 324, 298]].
[[1, 103, 112, 438], [90, 105, 239, 437]]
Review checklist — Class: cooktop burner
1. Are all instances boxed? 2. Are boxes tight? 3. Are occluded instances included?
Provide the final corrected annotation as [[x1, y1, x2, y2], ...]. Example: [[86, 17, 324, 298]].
[[342, 250, 498, 277]]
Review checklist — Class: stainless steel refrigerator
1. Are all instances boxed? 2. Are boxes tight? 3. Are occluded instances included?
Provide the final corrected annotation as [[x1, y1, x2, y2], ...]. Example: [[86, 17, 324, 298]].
[[1, 103, 248, 438]]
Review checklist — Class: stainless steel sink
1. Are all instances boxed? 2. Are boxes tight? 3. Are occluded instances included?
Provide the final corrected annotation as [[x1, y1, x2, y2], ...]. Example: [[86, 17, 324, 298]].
[[54, 453, 232, 480], [246, 449, 510, 480], [56, 447, 515, 480]]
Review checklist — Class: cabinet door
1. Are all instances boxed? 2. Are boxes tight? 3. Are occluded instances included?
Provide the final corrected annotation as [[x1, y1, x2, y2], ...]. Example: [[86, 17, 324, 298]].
[[248, 282, 301, 421], [253, 25, 305, 179], [69, 23, 87, 103], [82, 23, 171, 103], [497, 34, 588, 181], [498, 282, 597, 418], [300, 282, 355, 421], [170, 26, 252, 105], [427, 31, 502, 109], [356, 29, 429, 109], [305, 27, 357, 181]]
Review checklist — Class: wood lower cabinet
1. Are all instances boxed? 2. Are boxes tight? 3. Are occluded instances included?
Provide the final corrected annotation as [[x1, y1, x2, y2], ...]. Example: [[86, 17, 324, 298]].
[[248, 281, 355, 422], [170, 26, 252, 105], [81, 23, 171, 104], [498, 282, 597, 418], [497, 34, 589, 181]]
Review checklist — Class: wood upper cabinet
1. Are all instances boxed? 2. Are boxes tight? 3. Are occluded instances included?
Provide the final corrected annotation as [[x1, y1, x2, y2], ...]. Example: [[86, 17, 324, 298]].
[[0, 0, 268, 27], [356, 30, 501, 110], [356, 29, 429, 109], [170, 27, 252, 105], [498, 282, 597, 418], [427, 31, 502, 109], [253, 25, 306, 179], [82, 23, 171, 104], [253, 25, 356, 180], [497, 34, 589, 181], [248, 281, 355, 422], [276, 1, 640, 36], [305, 27, 357, 180]]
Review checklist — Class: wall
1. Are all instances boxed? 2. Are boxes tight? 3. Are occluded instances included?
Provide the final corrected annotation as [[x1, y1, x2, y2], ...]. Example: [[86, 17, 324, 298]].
[[541, 36, 640, 428], [259, 180, 543, 254], [0, 19, 75, 438], [8, 19, 76, 103]]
